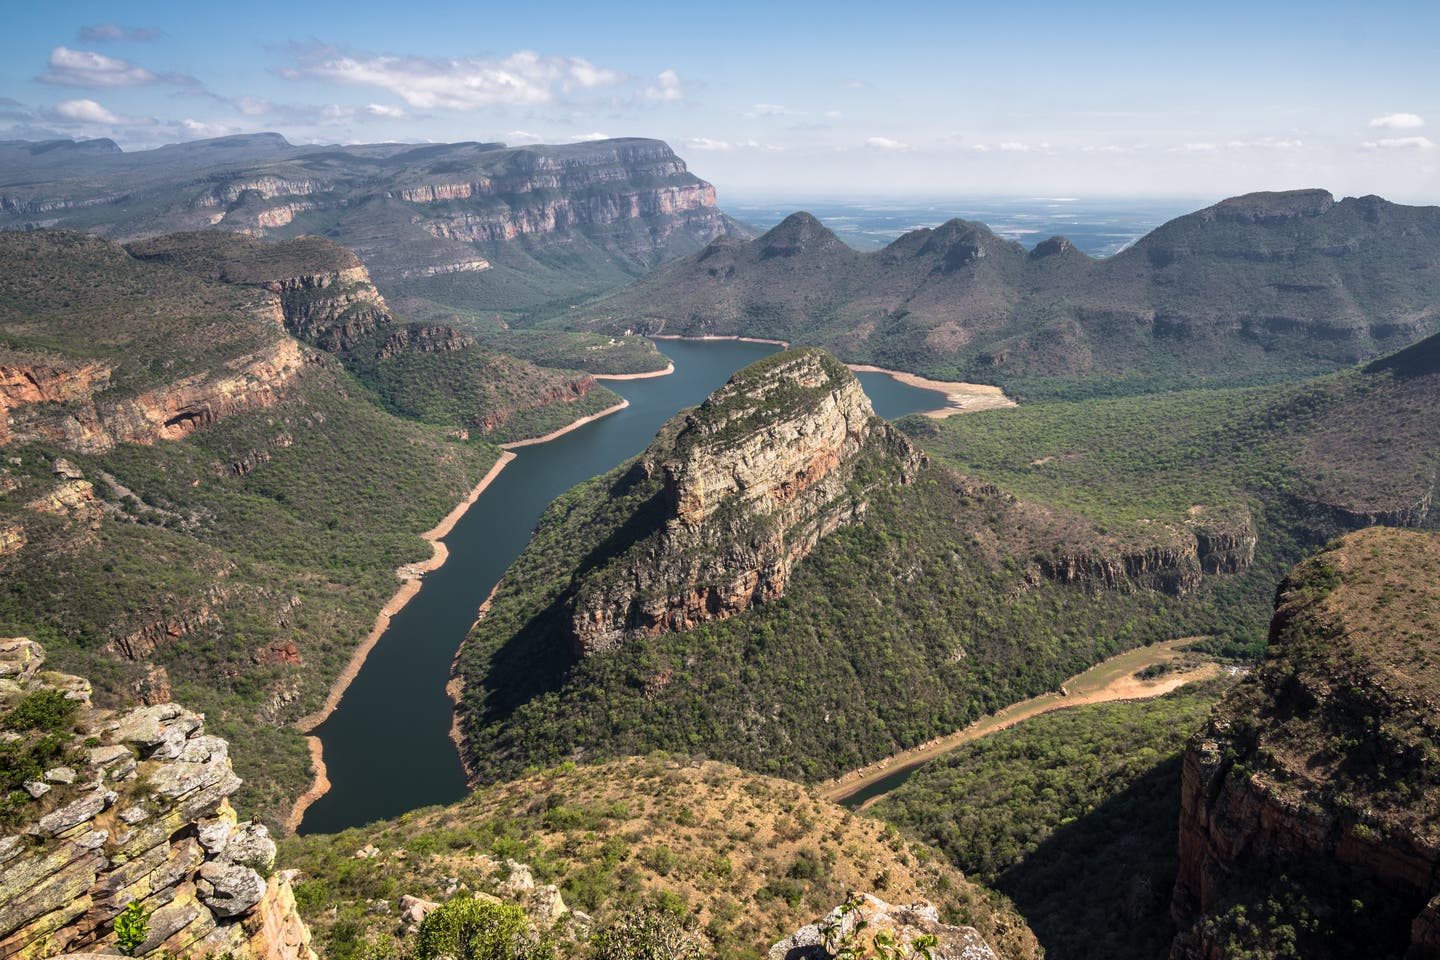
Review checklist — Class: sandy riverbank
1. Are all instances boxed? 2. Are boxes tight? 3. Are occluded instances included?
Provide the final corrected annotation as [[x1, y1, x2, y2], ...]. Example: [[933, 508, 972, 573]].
[[593, 362, 674, 381], [846, 364, 1016, 417], [821, 638, 1220, 808], [286, 449, 517, 831], [499, 400, 629, 449], [650, 333, 792, 348]]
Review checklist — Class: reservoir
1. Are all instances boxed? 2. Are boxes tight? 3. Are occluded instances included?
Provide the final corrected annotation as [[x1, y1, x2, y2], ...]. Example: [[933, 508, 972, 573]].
[[300, 339, 951, 833]]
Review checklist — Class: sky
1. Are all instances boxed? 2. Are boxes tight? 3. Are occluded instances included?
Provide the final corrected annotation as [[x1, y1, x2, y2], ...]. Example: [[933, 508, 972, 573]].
[[1, 0, 1437, 202]]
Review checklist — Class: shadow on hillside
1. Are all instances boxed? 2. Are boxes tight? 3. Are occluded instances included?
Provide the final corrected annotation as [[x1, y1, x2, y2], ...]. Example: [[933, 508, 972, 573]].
[[996, 755, 1182, 960]]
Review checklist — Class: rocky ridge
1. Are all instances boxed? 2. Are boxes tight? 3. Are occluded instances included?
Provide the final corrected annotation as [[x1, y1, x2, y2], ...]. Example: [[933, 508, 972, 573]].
[[1170, 527, 1440, 959], [566, 348, 922, 654], [0, 639, 316, 960]]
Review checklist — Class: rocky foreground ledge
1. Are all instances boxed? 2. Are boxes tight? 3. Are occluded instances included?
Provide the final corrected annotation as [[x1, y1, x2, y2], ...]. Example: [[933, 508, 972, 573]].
[[0, 638, 315, 960]]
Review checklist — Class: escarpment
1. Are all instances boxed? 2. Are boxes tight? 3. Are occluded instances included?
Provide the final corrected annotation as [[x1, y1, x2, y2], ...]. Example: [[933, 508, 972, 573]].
[[0, 640, 316, 960], [1170, 527, 1440, 959], [567, 348, 922, 654], [0, 135, 749, 307]]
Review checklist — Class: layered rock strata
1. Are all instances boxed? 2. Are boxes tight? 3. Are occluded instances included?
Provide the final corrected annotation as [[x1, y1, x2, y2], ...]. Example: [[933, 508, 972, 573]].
[[0, 640, 316, 960], [567, 348, 921, 654], [1170, 527, 1440, 959]]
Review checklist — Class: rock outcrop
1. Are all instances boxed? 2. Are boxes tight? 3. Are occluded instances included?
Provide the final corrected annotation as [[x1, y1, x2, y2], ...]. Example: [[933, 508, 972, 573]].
[[2, 340, 310, 455], [1170, 527, 1440, 959], [0, 641, 316, 960], [771, 894, 1001, 960], [566, 348, 921, 654], [1038, 506, 1256, 596]]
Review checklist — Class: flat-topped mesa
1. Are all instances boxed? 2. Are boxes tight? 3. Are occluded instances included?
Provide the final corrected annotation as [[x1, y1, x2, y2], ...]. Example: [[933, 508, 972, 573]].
[[568, 348, 922, 654]]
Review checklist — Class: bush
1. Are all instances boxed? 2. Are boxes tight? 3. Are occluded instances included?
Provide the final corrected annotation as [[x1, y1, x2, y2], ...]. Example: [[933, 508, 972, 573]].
[[3, 689, 79, 733], [411, 897, 551, 960], [590, 909, 703, 960]]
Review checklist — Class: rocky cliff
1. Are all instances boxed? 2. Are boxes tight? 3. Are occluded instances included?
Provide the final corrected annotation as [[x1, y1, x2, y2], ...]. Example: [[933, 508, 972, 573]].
[[566, 348, 921, 654], [1170, 527, 1440, 959], [0, 135, 749, 310], [0, 639, 316, 960]]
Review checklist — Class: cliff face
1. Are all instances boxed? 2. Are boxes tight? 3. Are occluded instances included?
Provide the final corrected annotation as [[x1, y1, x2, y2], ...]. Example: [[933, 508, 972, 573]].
[[567, 348, 921, 654], [771, 894, 1005, 960], [2, 340, 310, 455], [0, 136, 747, 305], [0, 639, 316, 960], [1170, 527, 1440, 959], [1039, 506, 1256, 596]]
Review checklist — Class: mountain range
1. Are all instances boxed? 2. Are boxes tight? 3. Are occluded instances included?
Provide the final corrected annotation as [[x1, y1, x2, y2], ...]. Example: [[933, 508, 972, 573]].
[[563, 190, 1440, 397]]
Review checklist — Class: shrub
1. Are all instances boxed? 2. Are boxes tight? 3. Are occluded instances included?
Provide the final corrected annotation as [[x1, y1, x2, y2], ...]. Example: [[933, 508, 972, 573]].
[[590, 909, 703, 960], [114, 901, 148, 956], [411, 897, 551, 960]]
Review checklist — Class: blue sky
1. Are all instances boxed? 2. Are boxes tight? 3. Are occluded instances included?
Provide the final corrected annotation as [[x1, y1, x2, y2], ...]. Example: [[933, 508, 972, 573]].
[[2, 0, 1437, 200]]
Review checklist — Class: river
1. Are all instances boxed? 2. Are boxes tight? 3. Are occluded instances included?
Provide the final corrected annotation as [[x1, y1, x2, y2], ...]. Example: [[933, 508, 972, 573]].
[[299, 339, 951, 833]]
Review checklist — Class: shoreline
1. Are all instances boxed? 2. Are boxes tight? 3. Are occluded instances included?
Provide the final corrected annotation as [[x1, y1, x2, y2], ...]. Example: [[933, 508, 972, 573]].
[[592, 362, 674, 381], [650, 333, 792, 348], [820, 638, 1217, 808], [499, 400, 629, 449], [846, 364, 1017, 417], [286, 448, 517, 831]]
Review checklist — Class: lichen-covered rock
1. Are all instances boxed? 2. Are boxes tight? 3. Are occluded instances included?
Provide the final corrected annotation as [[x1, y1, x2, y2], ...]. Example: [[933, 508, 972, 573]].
[[771, 894, 999, 960], [0, 637, 45, 678], [0, 642, 317, 960]]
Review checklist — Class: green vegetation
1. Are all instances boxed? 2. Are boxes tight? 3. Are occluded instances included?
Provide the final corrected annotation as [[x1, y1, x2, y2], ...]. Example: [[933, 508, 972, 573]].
[[873, 679, 1232, 960], [1, 688, 84, 824], [277, 757, 1036, 960], [413, 898, 552, 960], [563, 193, 1440, 399], [590, 909, 704, 960], [456, 429, 1254, 788], [344, 340, 622, 444], [114, 901, 149, 957], [1, 229, 511, 825], [472, 331, 670, 376]]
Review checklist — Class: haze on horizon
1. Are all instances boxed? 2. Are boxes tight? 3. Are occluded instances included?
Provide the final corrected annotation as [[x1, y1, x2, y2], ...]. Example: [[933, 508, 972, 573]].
[[2, 0, 1436, 203]]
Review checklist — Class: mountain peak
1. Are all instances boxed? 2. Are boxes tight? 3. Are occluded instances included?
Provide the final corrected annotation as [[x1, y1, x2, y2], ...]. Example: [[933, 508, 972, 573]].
[[758, 212, 845, 259]]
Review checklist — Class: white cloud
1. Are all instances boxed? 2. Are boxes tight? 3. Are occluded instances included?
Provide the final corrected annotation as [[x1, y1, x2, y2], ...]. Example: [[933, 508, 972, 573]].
[[1369, 112, 1424, 130], [52, 98, 125, 124], [567, 131, 611, 142], [751, 103, 790, 116], [685, 137, 783, 153], [824, 109, 843, 119], [999, 141, 1051, 152], [364, 103, 408, 119], [504, 130, 545, 144], [289, 47, 627, 110], [1362, 136, 1436, 150], [1181, 142, 1219, 153], [865, 136, 908, 151], [40, 46, 162, 87], [180, 118, 242, 138], [78, 24, 162, 43], [644, 69, 683, 102]]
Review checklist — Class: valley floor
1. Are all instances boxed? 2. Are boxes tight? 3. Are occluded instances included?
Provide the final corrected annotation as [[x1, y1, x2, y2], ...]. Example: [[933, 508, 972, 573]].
[[822, 637, 1223, 807]]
